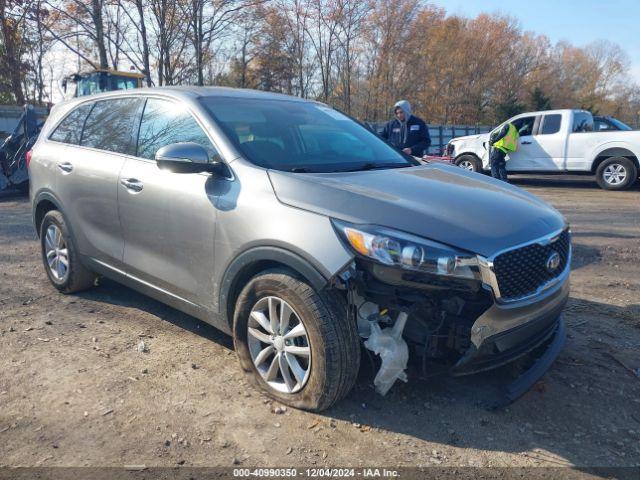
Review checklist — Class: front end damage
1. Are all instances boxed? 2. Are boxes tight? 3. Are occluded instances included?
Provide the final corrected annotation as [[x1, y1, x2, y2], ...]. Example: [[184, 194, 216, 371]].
[[331, 228, 571, 405]]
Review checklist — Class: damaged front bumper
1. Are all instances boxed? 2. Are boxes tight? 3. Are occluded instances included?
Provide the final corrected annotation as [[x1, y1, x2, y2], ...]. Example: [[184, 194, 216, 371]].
[[452, 276, 569, 376], [341, 247, 570, 403]]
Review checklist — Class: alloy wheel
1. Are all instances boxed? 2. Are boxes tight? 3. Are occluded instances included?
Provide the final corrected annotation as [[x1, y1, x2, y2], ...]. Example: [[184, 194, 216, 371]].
[[247, 296, 311, 394], [459, 160, 475, 171], [603, 163, 627, 185], [44, 224, 69, 282]]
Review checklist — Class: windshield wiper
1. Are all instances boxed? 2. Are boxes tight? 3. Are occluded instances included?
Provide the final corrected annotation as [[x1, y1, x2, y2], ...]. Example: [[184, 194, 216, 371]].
[[335, 162, 413, 172], [290, 167, 312, 173]]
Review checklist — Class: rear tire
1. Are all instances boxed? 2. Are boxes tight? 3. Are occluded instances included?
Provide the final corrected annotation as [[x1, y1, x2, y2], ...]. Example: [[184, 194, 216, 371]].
[[233, 269, 360, 411], [595, 157, 637, 190], [40, 210, 95, 294], [455, 154, 481, 173]]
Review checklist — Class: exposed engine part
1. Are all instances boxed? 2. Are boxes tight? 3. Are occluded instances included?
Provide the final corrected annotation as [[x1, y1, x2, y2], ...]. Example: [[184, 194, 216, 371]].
[[342, 260, 493, 389], [364, 311, 409, 395], [349, 290, 393, 338]]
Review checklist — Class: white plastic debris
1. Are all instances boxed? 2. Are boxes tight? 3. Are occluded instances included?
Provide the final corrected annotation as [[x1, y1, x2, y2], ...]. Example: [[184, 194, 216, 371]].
[[136, 340, 148, 353], [364, 311, 409, 395]]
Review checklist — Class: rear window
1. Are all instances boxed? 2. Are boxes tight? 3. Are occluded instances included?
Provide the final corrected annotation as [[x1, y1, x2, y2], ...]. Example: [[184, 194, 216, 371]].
[[80, 98, 143, 154], [49, 103, 93, 145], [540, 114, 561, 135]]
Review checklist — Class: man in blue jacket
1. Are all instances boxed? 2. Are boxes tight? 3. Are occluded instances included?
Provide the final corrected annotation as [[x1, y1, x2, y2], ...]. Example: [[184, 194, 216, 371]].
[[380, 100, 431, 156]]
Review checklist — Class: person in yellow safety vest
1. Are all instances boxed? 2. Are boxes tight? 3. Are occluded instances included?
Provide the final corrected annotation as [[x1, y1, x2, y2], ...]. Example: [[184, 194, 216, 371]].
[[489, 122, 519, 182]]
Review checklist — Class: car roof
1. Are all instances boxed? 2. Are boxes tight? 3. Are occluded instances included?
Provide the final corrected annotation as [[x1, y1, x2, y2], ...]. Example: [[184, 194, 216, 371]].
[[513, 109, 583, 117], [56, 86, 316, 108]]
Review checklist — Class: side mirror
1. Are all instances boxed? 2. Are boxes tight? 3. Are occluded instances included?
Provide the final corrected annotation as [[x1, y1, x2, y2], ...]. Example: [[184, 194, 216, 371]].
[[155, 142, 227, 175]]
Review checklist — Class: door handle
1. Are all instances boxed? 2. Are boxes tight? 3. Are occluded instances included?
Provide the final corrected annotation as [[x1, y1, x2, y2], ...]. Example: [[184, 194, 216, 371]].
[[521, 141, 532, 145], [120, 178, 144, 193], [57, 162, 73, 173]]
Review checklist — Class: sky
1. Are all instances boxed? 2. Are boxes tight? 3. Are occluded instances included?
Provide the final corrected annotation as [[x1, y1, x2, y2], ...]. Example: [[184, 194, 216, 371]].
[[46, 0, 640, 102], [430, 0, 640, 79]]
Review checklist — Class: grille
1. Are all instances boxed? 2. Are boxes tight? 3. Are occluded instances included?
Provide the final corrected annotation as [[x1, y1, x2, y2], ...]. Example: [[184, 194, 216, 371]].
[[493, 229, 570, 301]]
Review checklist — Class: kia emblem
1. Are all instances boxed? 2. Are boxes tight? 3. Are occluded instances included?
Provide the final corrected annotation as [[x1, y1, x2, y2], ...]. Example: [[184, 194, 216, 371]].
[[546, 251, 561, 272]]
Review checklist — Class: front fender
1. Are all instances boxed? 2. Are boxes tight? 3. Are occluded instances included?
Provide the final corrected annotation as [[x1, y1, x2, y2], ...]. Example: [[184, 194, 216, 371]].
[[452, 135, 490, 169], [217, 244, 353, 329]]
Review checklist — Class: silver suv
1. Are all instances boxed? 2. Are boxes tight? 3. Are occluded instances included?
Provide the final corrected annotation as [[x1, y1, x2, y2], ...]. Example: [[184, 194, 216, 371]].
[[29, 87, 570, 411]]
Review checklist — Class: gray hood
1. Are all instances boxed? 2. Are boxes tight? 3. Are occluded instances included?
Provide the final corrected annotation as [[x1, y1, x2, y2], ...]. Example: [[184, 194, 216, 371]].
[[268, 164, 565, 257], [394, 100, 411, 119]]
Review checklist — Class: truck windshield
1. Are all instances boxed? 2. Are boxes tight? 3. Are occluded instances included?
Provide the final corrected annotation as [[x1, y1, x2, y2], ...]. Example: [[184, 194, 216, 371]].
[[75, 73, 139, 97], [200, 97, 416, 173]]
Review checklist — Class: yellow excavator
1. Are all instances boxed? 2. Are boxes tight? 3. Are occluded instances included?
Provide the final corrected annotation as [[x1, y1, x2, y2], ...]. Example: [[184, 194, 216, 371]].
[[62, 69, 145, 98]]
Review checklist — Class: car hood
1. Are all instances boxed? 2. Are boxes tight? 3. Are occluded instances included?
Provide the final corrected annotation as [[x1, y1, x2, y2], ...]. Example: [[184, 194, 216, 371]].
[[451, 133, 490, 145], [268, 164, 565, 257], [451, 133, 485, 142]]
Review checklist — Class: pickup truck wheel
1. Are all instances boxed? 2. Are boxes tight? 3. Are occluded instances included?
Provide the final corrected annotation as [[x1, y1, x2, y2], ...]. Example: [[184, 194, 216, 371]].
[[455, 155, 480, 172], [233, 269, 360, 411], [596, 157, 638, 190], [40, 210, 96, 293]]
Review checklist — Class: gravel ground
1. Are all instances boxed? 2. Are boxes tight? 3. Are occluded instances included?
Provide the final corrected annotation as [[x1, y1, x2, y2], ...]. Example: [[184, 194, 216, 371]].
[[0, 175, 639, 474]]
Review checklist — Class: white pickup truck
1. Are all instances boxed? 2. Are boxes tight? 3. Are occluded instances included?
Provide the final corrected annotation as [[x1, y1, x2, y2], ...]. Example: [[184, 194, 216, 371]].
[[447, 109, 640, 190]]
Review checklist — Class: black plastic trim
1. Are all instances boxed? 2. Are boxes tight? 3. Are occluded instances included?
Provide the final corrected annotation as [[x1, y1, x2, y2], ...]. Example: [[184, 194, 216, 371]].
[[218, 246, 330, 325], [501, 316, 566, 406]]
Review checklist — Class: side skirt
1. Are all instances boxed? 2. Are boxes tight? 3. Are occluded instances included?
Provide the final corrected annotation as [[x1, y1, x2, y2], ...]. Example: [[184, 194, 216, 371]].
[[82, 255, 230, 335]]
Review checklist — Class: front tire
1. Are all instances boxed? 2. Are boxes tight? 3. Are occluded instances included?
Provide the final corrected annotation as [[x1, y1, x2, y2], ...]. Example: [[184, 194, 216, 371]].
[[233, 269, 360, 411], [595, 157, 637, 190], [455, 154, 481, 173], [40, 210, 96, 293]]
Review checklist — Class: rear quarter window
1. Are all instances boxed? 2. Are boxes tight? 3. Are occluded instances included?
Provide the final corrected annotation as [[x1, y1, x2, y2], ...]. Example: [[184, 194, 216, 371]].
[[49, 103, 93, 145]]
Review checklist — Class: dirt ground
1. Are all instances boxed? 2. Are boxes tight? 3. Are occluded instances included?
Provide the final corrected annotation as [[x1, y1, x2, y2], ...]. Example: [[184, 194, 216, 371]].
[[1, 175, 639, 474]]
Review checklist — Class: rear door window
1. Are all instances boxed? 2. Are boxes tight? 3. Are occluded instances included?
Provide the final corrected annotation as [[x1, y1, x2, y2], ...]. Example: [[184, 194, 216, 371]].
[[136, 98, 218, 160], [80, 98, 143, 154], [49, 103, 94, 145], [540, 114, 562, 135]]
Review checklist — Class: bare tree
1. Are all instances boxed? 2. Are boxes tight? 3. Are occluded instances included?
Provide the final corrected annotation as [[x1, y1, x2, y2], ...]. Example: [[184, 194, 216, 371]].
[[333, 0, 368, 112], [305, 0, 341, 102], [180, 0, 266, 86], [0, 0, 28, 103]]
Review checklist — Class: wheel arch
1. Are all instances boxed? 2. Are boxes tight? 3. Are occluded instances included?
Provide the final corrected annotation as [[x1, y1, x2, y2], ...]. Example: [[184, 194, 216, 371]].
[[454, 151, 482, 163], [591, 147, 639, 173], [219, 246, 333, 330], [33, 191, 63, 238]]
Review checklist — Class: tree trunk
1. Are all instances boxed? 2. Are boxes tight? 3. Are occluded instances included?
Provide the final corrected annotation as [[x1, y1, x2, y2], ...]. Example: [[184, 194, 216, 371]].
[[0, 1, 25, 104], [135, 0, 152, 86], [92, 0, 109, 68]]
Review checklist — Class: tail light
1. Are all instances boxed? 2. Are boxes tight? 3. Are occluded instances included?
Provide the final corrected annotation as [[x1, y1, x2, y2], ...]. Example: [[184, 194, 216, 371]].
[[26, 150, 32, 169]]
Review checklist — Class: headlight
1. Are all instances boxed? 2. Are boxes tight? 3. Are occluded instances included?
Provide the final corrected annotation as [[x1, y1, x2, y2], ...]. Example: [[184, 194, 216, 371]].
[[332, 220, 480, 280], [446, 141, 455, 156]]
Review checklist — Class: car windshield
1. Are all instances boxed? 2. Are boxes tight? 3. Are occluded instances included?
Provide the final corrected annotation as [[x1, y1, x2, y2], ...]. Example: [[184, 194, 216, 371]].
[[199, 96, 417, 172]]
